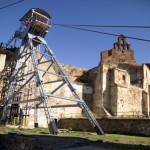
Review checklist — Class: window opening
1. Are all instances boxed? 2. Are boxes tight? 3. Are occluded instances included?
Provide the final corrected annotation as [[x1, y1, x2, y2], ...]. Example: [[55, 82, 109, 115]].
[[122, 75, 126, 81]]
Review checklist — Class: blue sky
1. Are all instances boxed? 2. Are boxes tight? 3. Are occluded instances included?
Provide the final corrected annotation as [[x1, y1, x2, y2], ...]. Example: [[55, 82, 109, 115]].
[[0, 0, 150, 69]]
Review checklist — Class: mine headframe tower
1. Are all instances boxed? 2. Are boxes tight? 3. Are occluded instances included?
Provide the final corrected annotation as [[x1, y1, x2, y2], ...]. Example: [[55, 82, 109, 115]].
[[1, 8, 104, 135]]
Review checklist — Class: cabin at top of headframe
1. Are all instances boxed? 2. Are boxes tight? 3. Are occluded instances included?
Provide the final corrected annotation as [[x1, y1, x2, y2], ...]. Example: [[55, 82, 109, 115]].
[[20, 8, 52, 39]]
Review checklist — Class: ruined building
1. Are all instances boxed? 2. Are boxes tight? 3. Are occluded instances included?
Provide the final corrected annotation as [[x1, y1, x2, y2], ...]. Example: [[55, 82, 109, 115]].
[[91, 35, 150, 118], [0, 35, 149, 128]]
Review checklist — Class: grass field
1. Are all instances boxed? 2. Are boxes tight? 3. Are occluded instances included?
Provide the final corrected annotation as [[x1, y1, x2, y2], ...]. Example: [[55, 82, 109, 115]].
[[0, 126, 150, 147]]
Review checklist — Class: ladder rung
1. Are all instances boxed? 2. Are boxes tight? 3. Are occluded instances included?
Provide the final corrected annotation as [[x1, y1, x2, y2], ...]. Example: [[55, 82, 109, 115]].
[[44, 79, 63, 84], [38, 68, 65, 78], [17, 71, 35, 78], [20, 52, 31, 58], [17, 78, 25, 82]]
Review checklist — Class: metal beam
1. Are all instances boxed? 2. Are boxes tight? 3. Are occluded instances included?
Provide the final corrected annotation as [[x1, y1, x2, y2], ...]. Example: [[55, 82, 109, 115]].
[[8, 97, 41, 104], [46, 93, 83, 102], [16, 71, 35, 79], [38, 68, 65, 78], [8, 74, 35, 101], [39, 60, 52, 64], [42, 62, 53, 77], [50, 82, 65, 94], [44, 79, 63, 84], [34, 104, 79, 109]]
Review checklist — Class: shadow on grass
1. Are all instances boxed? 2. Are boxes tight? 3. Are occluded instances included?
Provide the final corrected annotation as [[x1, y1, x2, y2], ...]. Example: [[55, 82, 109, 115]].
[[92, 140, 150, 150], [0, 133, 150, 150]]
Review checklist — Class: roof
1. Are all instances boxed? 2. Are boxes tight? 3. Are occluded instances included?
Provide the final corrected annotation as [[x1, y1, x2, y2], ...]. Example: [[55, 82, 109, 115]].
[[20, 8, 51, 21]]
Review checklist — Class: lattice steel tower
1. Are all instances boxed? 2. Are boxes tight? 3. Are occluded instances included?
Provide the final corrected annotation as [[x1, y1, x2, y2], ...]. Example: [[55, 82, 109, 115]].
[[1, 8, 104, 135]]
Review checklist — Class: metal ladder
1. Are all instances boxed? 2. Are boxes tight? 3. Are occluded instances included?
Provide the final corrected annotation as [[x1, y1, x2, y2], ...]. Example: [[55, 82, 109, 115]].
[[29, 40, 58, 133], [5, 24, 23, 48], [1, 43, 27, 120], [43, 43, 104, 134]]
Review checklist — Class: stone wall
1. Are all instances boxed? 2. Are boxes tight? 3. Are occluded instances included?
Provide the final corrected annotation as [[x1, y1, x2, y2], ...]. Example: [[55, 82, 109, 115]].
[[92, 64, 113, 117], [116, 86, 143, 116], [110, 68, 143, 117], [118, 64, 143, 88], [143, 64, 150, 92], [58, 118, 150, 136], [142, 64, 150, 116]]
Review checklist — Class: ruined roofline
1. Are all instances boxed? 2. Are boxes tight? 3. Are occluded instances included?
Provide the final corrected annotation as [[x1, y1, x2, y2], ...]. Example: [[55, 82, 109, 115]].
[[100, 34, 133, 54], [100, 35, 137, 65], [62, 63, 88, 78], [62, 63, 88, 71]]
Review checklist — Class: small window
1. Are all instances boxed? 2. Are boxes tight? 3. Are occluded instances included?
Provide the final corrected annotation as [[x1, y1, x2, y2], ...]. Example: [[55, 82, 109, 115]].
[[122, 75, 126, 81], [108, 50, 112, 56]]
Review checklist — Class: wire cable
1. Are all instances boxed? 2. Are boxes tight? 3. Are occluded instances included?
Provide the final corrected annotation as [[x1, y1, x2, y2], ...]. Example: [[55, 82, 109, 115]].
[[53, 23, 150, 42], [53, 23, 150, 29], [0, 0, 24, 9]]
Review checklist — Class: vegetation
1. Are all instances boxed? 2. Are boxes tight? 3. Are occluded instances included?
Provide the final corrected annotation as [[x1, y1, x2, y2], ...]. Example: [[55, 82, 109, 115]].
[[59, 131, 150, 146], [0, 126, 150, 147]]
